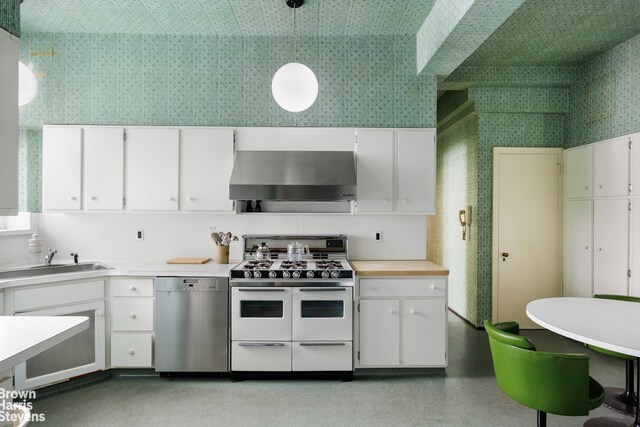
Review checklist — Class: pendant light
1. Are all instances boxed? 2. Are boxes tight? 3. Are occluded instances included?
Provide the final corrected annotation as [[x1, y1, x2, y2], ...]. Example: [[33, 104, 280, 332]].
[[18, 61, 38, 106], [271, 0, 318, 113]]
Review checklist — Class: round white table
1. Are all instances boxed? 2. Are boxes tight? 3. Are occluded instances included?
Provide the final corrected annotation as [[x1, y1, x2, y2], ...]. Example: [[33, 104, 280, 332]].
[[527, 297, 640, 427]]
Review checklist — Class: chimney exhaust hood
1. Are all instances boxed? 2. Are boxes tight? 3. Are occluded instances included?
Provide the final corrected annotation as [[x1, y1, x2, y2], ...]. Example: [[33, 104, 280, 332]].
[[229, 151, 356, 201]]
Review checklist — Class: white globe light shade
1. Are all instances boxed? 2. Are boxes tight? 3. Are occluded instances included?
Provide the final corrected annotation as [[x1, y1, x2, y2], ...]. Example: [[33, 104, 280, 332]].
[[18, 62, 38, 107], [271, 62, 318, 112]]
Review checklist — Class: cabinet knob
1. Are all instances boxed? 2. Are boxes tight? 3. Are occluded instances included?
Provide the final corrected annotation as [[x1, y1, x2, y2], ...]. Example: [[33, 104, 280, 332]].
[[129, 312, 137, 319], [597, 247, 602, 252], [430, 284, 436, 291], [401, 198, 408, 203], [584, 186, 589, 190], [410, 309, 417, 315], [584, 245, 589, 250], [70, 196, 77, 201], [90, 195, 97, 200], [127, 349, 135, 355], [388, 309, 396, 315], [599, 184, 603, 189], [187, 196, 195, 202], [383, 198, 388, 203], [129, 286, 136, 291], [168, 196, 176, 202]]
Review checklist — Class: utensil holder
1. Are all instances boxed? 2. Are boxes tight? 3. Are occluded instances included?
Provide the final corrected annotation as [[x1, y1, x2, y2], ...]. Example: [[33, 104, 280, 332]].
[[215, 245, 229, 264]]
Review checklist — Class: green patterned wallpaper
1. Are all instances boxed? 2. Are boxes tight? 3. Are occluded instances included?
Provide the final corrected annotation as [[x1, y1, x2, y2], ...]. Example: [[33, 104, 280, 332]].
[[17, 129, 41, 212], [0, 0, 19, 37]]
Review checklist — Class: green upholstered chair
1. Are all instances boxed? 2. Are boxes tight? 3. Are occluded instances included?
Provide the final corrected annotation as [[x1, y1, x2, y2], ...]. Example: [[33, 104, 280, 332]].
[[485, 320, 604, 427], [586, 294, 640, 415]]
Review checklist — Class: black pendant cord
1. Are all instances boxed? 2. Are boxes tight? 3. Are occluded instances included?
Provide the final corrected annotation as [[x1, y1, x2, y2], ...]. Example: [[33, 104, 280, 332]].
[[286, 0, 303, 63]]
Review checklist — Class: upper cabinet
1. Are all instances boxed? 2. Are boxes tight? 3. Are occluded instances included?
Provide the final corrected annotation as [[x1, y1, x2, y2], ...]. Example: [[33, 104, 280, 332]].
[[356, 129, 436, 215], [84, 127, 124, 210], [42, 127, 82, 210], [0, 31, 19, 215], [632, 133, 640, 197], [564, 145, 593, 199], [180, 128, 234, 212], [126, 128, 180, 211], [593, 136, 630, 198]]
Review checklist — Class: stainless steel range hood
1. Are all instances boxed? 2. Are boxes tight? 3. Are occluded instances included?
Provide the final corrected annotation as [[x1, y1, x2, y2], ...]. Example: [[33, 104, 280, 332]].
[[229, 151, 356, 201]]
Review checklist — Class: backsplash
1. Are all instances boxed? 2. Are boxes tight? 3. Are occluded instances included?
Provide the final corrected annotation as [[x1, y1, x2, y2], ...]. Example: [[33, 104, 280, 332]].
[[0, 0, 19, 37]]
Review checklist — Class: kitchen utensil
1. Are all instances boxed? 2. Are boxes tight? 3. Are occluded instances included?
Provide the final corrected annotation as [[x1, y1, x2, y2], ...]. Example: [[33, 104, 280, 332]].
[[211, 232, 221, 245], [167, 258, 210, 264], [287, 241, 310, 262]]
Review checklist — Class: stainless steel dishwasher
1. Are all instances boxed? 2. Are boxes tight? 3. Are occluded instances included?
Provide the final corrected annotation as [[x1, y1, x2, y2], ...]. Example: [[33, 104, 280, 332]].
[[154, 277, 228, 373]]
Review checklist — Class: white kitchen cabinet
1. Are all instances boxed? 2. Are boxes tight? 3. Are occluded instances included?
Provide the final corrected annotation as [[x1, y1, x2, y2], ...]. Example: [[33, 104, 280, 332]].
[[633, 134, 640, 197], [563, 200, 593, 297], [593, 198, 629, 295], [632, 198, 640, 297], [126, 128, 180, 211], [356, 130, 394, 212], [84, 127, 124, 210], [0, 30, 18, 215], [109, 277, 154, 368], [357, 277, 447, 368], [356, 128, 436, 214], [593, 136, 631, 198], [564, 145, 593, 199], [180, 127, 234, 211], [42, 126, 82, 210], [397, 129, 436, 213]]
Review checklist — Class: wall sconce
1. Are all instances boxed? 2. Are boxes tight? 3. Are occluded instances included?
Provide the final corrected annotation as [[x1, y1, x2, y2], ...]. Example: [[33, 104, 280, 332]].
[[18, 61, 38, 106]]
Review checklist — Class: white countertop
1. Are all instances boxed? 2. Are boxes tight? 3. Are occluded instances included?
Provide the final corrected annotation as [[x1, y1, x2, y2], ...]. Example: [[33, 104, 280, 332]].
[[128, 260, 240, 277], [0, 316, 89, 373]]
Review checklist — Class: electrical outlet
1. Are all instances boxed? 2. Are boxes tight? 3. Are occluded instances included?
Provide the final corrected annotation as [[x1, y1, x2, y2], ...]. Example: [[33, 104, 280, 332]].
[[137, 229, 144, 240], [374, 231, 382, 241]]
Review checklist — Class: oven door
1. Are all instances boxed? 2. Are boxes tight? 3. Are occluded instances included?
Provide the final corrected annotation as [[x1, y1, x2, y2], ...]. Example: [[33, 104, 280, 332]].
[[292, 287, 353, 341], [231, 287, 292, 341]]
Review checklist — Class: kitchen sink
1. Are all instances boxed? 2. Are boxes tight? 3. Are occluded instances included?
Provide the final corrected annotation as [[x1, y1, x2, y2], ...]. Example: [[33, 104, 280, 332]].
[[0, 262, 113, 280]]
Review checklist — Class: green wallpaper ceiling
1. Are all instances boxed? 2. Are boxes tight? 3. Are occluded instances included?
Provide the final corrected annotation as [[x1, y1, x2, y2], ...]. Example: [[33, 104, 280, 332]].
[[20, 0, 436, 36], [463, 0, 640, 66]]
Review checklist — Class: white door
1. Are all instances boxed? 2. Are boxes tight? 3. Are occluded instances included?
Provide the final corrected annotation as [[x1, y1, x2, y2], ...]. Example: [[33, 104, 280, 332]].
[[632, 198, 640, 296], [0, 31, 18, 214], [126, 128, 179, 210], [356, 130, 394, 213], [397, 129, 436, 213], [593, 198, 629, 295], [359, 299, 399, 366], [594, 136, 630, 198], [84, 127, 124, 210], [563, 200, 593, 297], [564, 145, 593, 199], [493, 148, 563, 329], [402, 299, 446, 366], [180, 128, 234, 211], [633, 134, 640, 197], [42, 126, 82, 210]]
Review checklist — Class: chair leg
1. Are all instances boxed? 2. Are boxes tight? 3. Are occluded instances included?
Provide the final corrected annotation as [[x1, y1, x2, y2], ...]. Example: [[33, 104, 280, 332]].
[[602, 359, 637, 415], [537, 411, 547, 427]]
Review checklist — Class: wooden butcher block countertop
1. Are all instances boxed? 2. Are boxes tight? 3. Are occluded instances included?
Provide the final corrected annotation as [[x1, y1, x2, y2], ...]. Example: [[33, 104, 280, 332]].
[[349, 260, 449, 276]]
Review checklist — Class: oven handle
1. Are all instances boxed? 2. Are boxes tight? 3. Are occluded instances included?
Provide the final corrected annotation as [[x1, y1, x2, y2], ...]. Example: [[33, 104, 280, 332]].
[[299, 288, 347, 292], [238, 342, 286, 347], [299, 343, 347, 347], [237, 288, 286, 292]]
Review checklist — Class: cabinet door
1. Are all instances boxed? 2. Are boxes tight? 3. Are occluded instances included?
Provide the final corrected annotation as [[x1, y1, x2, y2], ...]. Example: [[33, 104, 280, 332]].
[[0, 32, 18, 214], [84, 127, 124, 210], [402, 299, 446, 366], [126, 128, 179, 210], [180, 128, 234, 211], [42, 126, 82, 210], [397, 129, 436, 213], [359, 299, 399, 366], [565, 145, 593, 198], [633, 134, 640, 197], [593, 198, 629, 295], [631, 197, 640, 297], [563, 200, 593, 297], [356, 130, 394, 212], [594, 136, 630, 197]]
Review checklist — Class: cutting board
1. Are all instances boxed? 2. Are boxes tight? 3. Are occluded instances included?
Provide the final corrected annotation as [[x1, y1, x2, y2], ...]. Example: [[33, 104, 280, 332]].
[[166, 257, 211, 264]]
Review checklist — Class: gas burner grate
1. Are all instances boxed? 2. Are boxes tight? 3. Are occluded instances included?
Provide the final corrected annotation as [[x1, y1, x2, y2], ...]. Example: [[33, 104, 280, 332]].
[[316, 261, 343, 270], [280, 261, 307, 269], [243, 261, 274, 270]]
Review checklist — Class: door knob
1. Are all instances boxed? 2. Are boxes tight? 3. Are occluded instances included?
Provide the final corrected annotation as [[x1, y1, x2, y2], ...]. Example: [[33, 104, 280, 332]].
[[502, 252, 509, 261]]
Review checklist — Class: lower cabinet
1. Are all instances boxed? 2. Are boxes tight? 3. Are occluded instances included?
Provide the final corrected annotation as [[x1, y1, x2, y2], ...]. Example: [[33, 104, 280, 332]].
[[110, 277, 154, 368], [357, 277, 447, 368]]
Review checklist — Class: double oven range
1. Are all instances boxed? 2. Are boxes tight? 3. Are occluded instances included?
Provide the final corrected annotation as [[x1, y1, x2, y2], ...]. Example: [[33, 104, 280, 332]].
[[229, 235, 354, 380]]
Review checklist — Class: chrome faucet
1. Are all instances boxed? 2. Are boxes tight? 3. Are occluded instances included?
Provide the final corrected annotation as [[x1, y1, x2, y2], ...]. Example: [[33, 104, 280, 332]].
[[44, 248, 57, 266]]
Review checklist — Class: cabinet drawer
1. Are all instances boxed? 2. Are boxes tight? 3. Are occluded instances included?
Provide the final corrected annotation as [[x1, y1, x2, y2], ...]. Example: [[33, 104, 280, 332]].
[[359, 278, 446, 297], [292, 342, 352, 371], [112, 298, 154, 331], [14, 280, 104, 312], [111, 278, 153, 297], [231, 342, 291, 372], [111, 333, 153, 367]]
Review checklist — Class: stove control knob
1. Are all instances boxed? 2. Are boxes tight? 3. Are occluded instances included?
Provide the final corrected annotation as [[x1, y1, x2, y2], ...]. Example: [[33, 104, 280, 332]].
[[269, 271, 277, 279], [244, 271, 252, 279], [282, 271, 291, 279], [330, 270, 340, 279], [306, 271, 315, 279], [321, 271, 330, 279], [253, 271, 262, 279], [292, 271, 301, 279]]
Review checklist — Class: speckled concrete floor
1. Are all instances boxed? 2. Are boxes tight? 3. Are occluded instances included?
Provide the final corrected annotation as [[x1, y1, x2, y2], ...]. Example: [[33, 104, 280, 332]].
[[29, 313, 634, 426]]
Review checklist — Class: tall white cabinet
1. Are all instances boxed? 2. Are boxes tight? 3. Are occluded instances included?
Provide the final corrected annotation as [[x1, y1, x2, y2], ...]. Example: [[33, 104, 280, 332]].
[[563, 134, 634, 297], [0, 29, 18, 215]]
